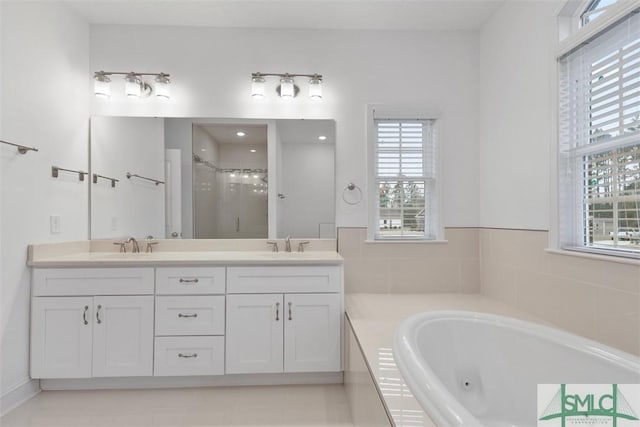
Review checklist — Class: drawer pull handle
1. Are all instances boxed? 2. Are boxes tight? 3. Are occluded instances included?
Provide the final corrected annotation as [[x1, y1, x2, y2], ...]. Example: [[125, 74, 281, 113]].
[[83, 306, 89, 325], [178, 353, 198, 358], [288, 302, 293, 321], [96, 305, 102, 324], [275, 302, 280, 321], [178, 313, 198, 318], [179, 278, 199, 284]]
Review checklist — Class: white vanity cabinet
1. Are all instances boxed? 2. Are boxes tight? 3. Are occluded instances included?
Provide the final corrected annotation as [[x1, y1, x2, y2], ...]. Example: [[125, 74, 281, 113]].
[[30, 268, 155, 379], [225, 266, 342, 374], [154, 267, 226, 377], [29, 258, 344, 386]]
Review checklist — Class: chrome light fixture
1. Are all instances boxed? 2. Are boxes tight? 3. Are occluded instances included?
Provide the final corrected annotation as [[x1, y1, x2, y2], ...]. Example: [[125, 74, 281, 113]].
[[94, 71, 111, 98], [154, 73, 171, 100], [308, 74, 322, 100], [278, 74, 296, 98], [251, 72, 323, 100], [93, 70, 171, 100], [251, 73, 266, 99]]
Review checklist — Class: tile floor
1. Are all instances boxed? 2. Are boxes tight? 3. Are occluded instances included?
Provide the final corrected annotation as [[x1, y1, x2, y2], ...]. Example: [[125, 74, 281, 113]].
[[0, 384, 354, 427]]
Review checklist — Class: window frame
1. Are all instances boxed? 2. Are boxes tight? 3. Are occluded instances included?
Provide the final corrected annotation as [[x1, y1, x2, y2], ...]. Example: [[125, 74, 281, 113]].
[[366, 105, 444, 242], [554, 3, 640, 260]]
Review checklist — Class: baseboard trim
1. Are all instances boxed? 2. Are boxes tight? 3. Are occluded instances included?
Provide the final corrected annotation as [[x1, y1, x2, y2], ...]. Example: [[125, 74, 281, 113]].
[[0, 379, 40, 417], [40, 372, 343, 390]]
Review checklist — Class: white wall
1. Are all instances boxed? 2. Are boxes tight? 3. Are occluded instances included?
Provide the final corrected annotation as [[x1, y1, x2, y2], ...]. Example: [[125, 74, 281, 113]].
[[477, 0, 561, 230], [164, 118, 195, 238], [90, 25, 481, 229], [280, 142, 335, 238], [90, 117, 165, 239], [0, 0, 89, 410]]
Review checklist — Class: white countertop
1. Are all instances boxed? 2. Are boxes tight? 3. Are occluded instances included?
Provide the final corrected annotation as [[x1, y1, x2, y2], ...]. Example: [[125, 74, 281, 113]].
[[28, 250, 344, 268], [345, 293, 543, 427]]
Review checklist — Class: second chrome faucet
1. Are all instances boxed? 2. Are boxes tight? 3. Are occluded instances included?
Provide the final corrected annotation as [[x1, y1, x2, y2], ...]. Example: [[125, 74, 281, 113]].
[[266, 237, 311, 253]]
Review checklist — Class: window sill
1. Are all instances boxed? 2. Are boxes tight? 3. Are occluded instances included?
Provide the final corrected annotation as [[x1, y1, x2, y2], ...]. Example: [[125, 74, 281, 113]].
[[545, 248, 640, 265], [365, 239, 448, 244]]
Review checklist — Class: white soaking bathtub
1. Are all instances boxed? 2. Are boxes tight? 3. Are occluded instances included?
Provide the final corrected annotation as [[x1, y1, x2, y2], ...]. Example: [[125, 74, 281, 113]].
[[393, 311, 640, 427]]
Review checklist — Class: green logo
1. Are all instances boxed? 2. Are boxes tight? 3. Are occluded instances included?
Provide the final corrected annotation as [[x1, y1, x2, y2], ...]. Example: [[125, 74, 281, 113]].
[[539, 384, 639, 427]]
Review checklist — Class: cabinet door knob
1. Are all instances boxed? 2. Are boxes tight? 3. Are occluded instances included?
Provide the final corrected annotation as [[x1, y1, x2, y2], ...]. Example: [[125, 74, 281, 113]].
[[275, 302, 280, 321], [288, 302, 293, 321], [179, 278, 199, 284], [83, 306, 89, 325], [96, 305, 102, 324]]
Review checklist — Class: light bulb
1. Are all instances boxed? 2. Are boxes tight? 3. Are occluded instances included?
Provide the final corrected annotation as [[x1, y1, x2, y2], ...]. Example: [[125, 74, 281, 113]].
[[94, 72, 111, 98], [155, 73, 170, 100], [251, 75, 265, 99], [280, 76, 295, 98], [125, 73, 142, 98], [309, 76, 322, 100]]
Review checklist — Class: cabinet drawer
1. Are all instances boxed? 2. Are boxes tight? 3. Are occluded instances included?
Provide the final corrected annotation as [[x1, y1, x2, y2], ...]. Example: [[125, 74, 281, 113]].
[[154, 336, 224, 376], [155, 296, 225, 336], [156, 267, 225, 295], [32, 268, 154, 296], [227, 266, 341, 294]]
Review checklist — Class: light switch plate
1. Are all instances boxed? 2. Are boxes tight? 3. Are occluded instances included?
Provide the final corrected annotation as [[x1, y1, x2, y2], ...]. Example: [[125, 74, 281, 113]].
[[50, 215, 61, 234]]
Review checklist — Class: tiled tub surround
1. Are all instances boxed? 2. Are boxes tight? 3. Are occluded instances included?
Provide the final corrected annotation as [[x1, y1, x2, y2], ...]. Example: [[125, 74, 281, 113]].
[[338, 228, 480, 294], [344, 294, 544, 427], [338, 227, 640, 357], [480, 228, 640, 356]]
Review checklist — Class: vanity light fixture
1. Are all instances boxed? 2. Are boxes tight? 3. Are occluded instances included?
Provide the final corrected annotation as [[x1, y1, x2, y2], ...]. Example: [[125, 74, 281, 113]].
[[250, 72, 323, 100], [94, 72, 111, 98], [93, 70, 171, 100]]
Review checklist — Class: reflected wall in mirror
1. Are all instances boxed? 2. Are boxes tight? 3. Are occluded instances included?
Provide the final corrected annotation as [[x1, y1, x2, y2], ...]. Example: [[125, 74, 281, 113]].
[[191, 123, 268, 239], [90, 117, 335, 240]]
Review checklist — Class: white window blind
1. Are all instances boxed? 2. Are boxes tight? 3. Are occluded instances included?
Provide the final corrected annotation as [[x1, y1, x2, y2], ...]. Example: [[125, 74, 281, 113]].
[[559, 10, 640, 257], [373, 119, 438, 239]]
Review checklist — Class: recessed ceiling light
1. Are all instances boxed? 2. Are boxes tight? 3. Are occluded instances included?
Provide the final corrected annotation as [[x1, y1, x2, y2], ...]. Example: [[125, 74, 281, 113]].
[[200, 148, 206, 152], [250, 149, 257, 153], [230, 173, 235, 177], [243, 174, 249, 178], [236, 131, 246, 137], [318, 135, 327, 141], [253, 174, 259, 179]]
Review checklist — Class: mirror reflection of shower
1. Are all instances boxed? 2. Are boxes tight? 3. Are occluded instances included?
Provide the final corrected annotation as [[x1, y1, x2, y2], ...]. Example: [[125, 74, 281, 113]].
[[192, 124, 268, 238]]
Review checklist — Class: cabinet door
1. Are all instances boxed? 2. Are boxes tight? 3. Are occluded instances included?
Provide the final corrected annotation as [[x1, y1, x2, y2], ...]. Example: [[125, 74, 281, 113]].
[[31, 297, 93, 378], [92, 296, 154, 377], [225, 294, 283, 374], [284, 293, 341, 373]]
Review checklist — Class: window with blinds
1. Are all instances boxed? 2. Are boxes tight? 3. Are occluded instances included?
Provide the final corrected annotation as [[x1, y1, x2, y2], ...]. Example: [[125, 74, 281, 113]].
[[558, 10, 640, 257], [373, 119, 437, 239], [580, 0, 619, 27]]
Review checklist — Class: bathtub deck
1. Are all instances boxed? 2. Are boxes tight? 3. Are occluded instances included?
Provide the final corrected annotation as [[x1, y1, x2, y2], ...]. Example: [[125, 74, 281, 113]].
[[345, 293, 542, 427]]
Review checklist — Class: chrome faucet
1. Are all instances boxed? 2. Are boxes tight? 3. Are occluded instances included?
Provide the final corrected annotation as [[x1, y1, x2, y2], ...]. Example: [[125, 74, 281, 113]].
[[284, 236, 292, 252], [125, 237, 140, 253]]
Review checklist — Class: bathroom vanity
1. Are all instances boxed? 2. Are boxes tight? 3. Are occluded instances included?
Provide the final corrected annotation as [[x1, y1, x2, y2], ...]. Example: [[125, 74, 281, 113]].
[[27, 241, 343, 389]]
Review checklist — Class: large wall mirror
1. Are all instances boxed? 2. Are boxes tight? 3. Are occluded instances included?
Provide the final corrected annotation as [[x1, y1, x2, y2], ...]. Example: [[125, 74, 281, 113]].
[[90, 117, 335, 240]]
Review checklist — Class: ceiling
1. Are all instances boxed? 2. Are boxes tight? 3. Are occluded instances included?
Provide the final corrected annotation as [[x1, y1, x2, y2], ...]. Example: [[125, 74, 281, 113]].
[[277, 120, 335, 145], [199, 124, 268, 146], [65, 0, 505, 31]]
